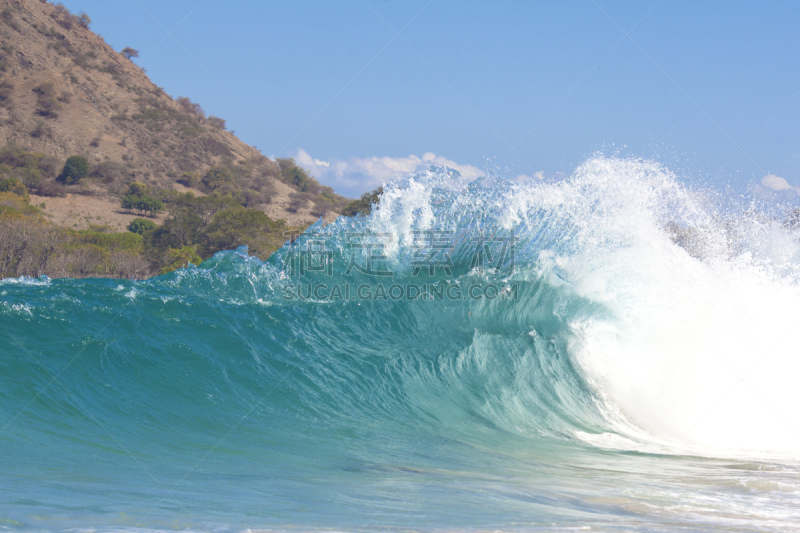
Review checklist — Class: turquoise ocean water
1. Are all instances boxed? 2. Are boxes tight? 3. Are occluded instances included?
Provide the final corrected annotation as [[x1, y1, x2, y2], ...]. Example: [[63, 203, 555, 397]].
[[2, 157, 800, 532]]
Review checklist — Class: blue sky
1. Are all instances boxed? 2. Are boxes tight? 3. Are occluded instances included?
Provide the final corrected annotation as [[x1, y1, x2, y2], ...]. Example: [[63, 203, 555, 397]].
[[59, 0, 800, 197]]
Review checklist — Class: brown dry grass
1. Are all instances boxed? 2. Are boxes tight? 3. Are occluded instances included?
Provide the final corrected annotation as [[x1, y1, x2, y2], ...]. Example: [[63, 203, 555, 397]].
[[29, 192, 167, 230], [0, 0, 347, 236], [29, 183, 332, 232]]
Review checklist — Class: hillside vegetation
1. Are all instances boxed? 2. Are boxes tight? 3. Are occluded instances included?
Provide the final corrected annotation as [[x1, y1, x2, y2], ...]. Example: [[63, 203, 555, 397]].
[[0, 0, 354, 278]]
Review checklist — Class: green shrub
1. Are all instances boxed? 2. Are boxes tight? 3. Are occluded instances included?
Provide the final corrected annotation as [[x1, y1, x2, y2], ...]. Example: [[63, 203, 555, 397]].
[[158, 246, 202, 275], [125, 182, 148, 197], [286, 191, 312, 213], [71, 229, 143, 253], [57, 155, 89, 185], [30, 120, 52, 138], [0, 146, 43, 169], [38, 156, 60, 180], [0, 177, 27, 196], [141, 196, 163, 216], [77, 12, 91, 29], [121, 194, 162, 217], [32, 82, 61, 118], [208, 116, 226, 130], [0, 44, 10, 73], [121, 47, 139, 60], [145, 195, 238, 253], [120, 182, 163, 216], [53, 4, 79, 30], [120, 194, 135, 211], [142, 194, 287, 268], [200, 206, 286, 258], [202, 165, 233, 190], [0, 8, 14, 24], [277, 158, 320, 193], [128, 217, 156, 235], [153, 189, 193, 205], [17, 166, 44, 188], [341, 186, 383, 216], [176, 96, 204, 118], [72, 54, 90, 69], [1, 7, 20, 32], [88, 161, 125, 183], [0, 80, 12, 107], [100, 62, 123, 77], [35, 180, 67, 198]]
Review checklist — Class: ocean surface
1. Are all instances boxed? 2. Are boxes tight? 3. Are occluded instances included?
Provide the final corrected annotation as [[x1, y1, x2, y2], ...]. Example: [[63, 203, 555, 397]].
[[2, 157, 800, 532]]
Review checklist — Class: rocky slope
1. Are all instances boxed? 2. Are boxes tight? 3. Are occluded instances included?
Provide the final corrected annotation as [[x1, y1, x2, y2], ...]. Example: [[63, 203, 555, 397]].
[[0, 0, 346, 230]]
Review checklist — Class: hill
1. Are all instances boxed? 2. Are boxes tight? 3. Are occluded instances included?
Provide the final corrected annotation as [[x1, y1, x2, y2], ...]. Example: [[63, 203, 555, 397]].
[[0, 0, 357, 278]]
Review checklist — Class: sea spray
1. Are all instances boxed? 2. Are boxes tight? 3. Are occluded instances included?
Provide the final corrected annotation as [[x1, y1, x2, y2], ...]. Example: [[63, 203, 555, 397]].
[[2, 156, 800, 531]]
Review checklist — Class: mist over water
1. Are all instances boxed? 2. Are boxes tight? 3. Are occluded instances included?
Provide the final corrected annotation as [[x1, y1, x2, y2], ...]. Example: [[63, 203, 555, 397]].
[[2, 156, 800, 532]]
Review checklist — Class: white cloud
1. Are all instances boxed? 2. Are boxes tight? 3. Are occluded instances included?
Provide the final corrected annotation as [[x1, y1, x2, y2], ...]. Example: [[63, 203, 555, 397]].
[[761, 174, 798, 194], [749, 174, 800, 202], [293, 148, 483, 197]]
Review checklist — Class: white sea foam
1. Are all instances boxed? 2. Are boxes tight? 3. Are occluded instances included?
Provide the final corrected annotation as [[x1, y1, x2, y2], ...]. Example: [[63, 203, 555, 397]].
[[370, 156, 800, 459], [540, 157, 800, 459]]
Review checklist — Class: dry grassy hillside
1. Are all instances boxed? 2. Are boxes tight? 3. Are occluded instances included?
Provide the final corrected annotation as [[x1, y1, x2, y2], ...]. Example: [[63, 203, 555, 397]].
[[0, 0, 368, 279], [0, 0, 348, 229]]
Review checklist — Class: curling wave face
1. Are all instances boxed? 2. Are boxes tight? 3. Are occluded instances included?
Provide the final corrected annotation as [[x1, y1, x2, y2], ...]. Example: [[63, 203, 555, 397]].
[[2, 156, 800, 531]]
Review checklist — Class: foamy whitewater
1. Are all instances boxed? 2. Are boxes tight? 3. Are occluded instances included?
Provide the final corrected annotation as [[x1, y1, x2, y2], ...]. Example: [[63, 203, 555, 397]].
[[2, 156, 800, 532]]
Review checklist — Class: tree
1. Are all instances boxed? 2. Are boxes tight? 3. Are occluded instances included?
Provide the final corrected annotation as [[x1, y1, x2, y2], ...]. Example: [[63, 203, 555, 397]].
[[138, 196, 163, 217], [128, 218, 157, 235], [77, 12, 91, 29], [121, 47, 139, 60], [202, 165, 233, 190], [124, 196, 162, 217], [0, 177, 27, 196], [159, 246, 202, 275], [57, 155, 89, 185], [341, 186, 383, 216], [126, 182, 148, 197], [120, 183, 162, 217], [208, 116, 226, 130], [32, 82, 61, 119], [200, 207, 285, 258], [286, 191, 311, 213], [277, 158, 320, 193], [144, 195, 235, 256], [121, 194, 135, 212], [176, 96, 204, 118]]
